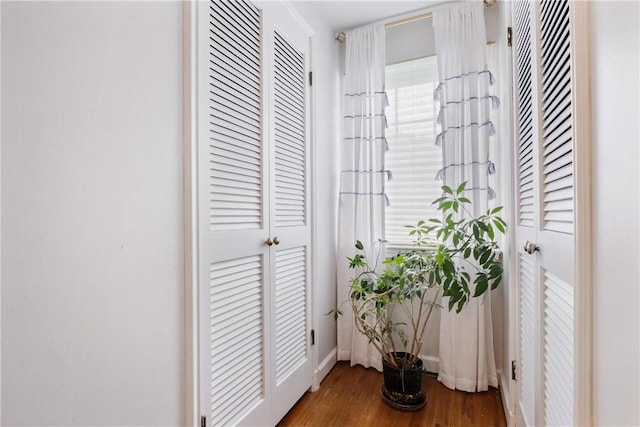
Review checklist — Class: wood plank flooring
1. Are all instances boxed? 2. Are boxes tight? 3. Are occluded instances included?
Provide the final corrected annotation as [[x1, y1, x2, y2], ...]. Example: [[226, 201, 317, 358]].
[[278, 362, 506, 427]]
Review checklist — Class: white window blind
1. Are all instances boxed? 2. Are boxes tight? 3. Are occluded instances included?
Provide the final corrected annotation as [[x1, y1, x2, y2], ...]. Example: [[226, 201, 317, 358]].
[[385, 56, 442, 248]]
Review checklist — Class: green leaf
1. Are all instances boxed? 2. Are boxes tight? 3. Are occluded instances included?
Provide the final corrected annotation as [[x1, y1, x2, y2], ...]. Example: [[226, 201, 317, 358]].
[[456, 181, 467, 195], [442, 185, 453, 195], [487, 224, 495, 240], [463, 247, 472, 259], [355, 240, 364, 250], [479, 249, 490, 265], [473, 276, 489, 297], [473, 224, 480, 240], [458, 197, 471, 204], [456, 295, 467, 313], [493, 219, 506, 234], [491, 206, 504, 214]]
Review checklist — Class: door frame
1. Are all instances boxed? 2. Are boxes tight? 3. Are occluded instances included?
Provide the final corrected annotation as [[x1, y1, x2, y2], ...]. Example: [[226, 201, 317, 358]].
[[183, 2, 199, 426], [571, 2, 593, 425]]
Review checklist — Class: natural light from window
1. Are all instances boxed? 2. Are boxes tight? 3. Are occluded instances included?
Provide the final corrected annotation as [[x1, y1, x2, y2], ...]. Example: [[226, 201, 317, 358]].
[[385, 55, 442, 249]]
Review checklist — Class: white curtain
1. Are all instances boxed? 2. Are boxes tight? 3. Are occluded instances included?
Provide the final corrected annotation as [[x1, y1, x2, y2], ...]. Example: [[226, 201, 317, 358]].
[[336, 24, 387, 371], [433, 2, 499, 392]]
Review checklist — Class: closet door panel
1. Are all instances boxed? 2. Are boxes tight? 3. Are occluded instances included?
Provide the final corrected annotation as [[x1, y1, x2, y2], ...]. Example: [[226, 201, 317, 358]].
[[199, 1, 271, 426], [537, 0, 575, 424], [199, 1, 312, 425], [513, 1, 539, 424], [513, 0, 577, 425], [266, 8, 312, 423], [209, 256, 265, 427]]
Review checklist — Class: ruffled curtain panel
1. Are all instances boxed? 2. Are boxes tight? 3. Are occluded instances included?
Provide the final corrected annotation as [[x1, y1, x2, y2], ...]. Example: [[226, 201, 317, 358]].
[[433, 1, 499, 392], [336, 24, 387, 371]]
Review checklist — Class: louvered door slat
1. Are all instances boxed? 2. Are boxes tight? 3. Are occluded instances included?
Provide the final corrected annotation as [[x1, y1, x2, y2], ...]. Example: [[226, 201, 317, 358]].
[[273, 31, 306, 228], [542, 65, 570, 113], [211, 77, 260, 116], [225, 2, 260, 36], [519, 254, 536, 426], [543, 111, 572, 148], [543, 271, 574, 427], [210, 48, 260, 89], [210, 36, 260, 84], [210, 255, 264, 426], [211, 11, 260, 67], [211, 130, 261, 157], [515, 0, 535, 229], [275, 140, 304, 156], [210, 0, 263, 232], [274, 247, 307, 385], [540, 0, 574, 235]]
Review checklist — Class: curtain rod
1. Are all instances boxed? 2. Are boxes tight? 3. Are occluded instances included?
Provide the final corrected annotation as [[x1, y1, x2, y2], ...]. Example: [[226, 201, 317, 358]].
[[335, 0, 496, 44], [385, 11, 432, 29]]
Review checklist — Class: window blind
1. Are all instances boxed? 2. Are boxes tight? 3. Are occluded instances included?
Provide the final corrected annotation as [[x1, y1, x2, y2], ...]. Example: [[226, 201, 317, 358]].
[[385, 56, 442, 248]]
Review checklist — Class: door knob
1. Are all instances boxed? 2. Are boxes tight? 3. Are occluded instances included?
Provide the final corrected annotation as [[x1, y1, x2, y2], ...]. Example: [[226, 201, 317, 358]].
[[266, 237, 280, 246], [523, 240, 540, 255]]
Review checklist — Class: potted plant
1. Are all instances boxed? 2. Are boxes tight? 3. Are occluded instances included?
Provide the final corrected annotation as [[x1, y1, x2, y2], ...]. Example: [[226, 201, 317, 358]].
[[331, 182, 506, 411]]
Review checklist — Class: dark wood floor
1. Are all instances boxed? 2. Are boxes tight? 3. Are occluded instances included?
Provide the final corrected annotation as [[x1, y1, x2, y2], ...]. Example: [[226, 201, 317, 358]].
[[278, 362, 506, 427]]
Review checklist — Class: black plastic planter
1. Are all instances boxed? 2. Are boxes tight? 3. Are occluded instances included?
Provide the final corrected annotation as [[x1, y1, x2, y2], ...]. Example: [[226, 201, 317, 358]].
[[380, 352, 427, 411]]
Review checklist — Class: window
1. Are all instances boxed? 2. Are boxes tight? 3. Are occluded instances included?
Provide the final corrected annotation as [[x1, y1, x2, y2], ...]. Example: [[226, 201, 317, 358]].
[[385, 56, 442, 248]]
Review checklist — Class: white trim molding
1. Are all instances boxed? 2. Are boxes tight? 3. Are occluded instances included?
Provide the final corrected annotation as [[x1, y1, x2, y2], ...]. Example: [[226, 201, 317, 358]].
[[315, 348, 337, 389], [183, 1, 199, 426], [499, 370, 516, 427], [571, 1, 593, 426]]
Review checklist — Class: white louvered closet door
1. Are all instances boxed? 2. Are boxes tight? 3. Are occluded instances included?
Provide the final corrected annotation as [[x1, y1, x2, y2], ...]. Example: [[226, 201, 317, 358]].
[[198, 1, 311, 426], [264, 4, 312, 424], [513, 1, 576, 426]]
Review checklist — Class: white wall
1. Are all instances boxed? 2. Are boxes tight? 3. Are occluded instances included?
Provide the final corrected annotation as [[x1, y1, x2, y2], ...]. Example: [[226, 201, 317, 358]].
[[290, 2, 340, 384], [591, 2, 640, 425], [1, 2, 184, 425]]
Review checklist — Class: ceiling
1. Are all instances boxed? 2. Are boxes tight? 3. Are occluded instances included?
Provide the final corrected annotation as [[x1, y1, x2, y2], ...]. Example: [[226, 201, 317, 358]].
[[291, 1, 448, 32]]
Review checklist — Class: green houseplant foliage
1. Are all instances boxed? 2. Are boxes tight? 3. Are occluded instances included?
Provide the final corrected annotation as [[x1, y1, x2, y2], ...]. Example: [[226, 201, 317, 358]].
[[333, 181, 507, 370]]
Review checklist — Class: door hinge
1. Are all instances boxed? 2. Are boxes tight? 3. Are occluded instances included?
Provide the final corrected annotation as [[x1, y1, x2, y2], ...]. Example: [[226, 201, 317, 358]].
[[201, 415, 206, 427], [308, 71, 313, 86], [507, 26, 513, 47], [511, 360, 517, 381], [311, 329, 315, 345]]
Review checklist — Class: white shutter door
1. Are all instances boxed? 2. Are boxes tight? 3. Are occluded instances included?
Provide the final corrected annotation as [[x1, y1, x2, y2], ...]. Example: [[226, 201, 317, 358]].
[[513, 0, 577, 426], [198, 1, 312, 425], [513, 1, 538, 424], [266, 8, 312, 423], [199, 1, 270, 426], [538, 0, 575, 425]]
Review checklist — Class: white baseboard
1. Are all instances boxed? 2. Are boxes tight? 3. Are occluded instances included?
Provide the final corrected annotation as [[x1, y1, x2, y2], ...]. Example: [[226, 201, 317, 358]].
[[313, 347, 337, 391], [498, 370, 516, 426], [419, 353, 440, 374]]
